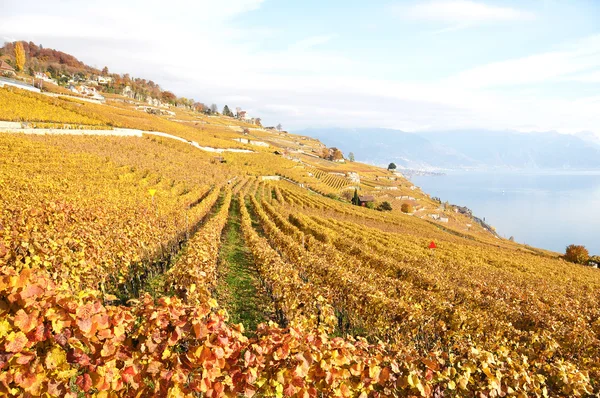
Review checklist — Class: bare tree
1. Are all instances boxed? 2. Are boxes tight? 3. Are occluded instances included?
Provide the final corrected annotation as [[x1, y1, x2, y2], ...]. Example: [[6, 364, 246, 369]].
[[276, 123, 282, 131], [210, 103, 218, 113]]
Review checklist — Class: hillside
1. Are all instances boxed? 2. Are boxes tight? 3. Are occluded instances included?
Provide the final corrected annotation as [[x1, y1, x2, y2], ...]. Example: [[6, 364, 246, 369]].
[[1, 84, 599, 398], [299, 127, 600, 171], [1, 41, 205, 109]]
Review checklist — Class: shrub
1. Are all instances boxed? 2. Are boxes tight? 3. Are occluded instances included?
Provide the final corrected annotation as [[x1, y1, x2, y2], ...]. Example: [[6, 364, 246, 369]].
[[341, 190, 353, 201], [564, 244, 589, 264], [401, 203, 413, 213], [377, 201, 392, 211]]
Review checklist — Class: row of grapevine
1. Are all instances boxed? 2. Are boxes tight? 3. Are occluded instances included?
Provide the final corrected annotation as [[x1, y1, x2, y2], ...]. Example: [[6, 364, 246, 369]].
[[237, 188, 336, 329], [167, 188, 232, 304]]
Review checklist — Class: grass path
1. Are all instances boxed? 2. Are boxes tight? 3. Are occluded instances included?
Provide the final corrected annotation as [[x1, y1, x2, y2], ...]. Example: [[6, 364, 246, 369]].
[[216, 196, 272, 333]]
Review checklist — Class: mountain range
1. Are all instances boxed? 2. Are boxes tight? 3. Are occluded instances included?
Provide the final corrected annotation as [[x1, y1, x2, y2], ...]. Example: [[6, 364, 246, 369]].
[[295, 128, 600, 171]]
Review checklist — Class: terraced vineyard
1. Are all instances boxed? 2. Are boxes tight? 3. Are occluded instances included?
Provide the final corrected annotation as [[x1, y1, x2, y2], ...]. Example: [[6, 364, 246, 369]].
[[1, 88, 599, 397]]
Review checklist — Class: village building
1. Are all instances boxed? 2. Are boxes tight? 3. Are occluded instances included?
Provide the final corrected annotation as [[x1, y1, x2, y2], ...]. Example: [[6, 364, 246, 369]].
[[0, 60, 15, 76], [96, 75, 113, 84], [358, 195, 375, 206]]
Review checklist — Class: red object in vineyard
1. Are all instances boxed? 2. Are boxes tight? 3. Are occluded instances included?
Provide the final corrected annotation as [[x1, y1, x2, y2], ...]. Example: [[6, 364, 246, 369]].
[[429, 241, 437, 249]]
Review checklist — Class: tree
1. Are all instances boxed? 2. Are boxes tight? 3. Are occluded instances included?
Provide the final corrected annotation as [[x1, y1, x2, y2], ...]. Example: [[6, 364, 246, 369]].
[[255, 118, 262, 127], [223, 105, 233, 117], [348, 152, 355, 162], [388, 162, 397, 171], [401, 203, 413, 213], [276, 123, 282, 131], [235, 107, 242, 117], [210, 104, 218, 113], [14, 42, 26, 72], [341, 190, 353, 201], [331, 148, 344, 161], [377, 201, 392, 211], [351, 189, 360, 206], [101, 66, 109, 76], [564, 245, 589, 264], [161, 91, 177, 104]]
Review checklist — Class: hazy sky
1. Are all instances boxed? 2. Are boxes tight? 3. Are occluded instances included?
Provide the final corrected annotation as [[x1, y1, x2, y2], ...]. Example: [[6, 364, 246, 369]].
[[1, 0, 599, 133]]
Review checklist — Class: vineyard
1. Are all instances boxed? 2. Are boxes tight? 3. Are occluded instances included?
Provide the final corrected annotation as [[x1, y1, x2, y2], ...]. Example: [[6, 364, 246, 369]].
[[1, 88, 600, 397]]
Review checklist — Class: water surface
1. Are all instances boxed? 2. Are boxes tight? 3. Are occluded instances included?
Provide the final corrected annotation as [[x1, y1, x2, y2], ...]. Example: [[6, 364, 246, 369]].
[[411, 171, 600, 255]]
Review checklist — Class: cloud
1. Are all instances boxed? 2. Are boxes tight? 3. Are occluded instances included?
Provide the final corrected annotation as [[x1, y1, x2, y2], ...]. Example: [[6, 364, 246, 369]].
[[1, 1, 598, 135], [445, 35, 600, 88], [396, 0, 534, 32], [290, 35, 337, 51]]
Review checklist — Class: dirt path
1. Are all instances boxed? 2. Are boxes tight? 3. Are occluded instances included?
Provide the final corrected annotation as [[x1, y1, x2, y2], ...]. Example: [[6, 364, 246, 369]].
[[0, 124, 254, 153]]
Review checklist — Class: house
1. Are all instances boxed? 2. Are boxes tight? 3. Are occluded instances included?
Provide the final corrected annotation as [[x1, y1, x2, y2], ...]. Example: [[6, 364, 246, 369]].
[[439, 217, 449, 223], [429, 214, 440, 220], [358, 195, 375, 207], [96, 76, 113, 85], [75, 85, 105, 101], [0, 60, 15, 76], [211, 157, 226, 164], [34, 72, 56, 84], [237, 110, 249, 120]]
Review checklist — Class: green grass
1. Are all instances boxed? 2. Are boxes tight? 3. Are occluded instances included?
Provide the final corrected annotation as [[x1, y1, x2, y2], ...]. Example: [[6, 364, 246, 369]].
[[216, 197, 271, 333]]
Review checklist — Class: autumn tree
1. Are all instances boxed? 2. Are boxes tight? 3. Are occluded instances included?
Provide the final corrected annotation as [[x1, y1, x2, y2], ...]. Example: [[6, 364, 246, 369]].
[[401, 203, 413, 213], [331, 148, 344, 161], [102, 66, 109, 75], [14, 42, 26, 72], [161, 91, 177, 104], [564, 244, 589, 264]]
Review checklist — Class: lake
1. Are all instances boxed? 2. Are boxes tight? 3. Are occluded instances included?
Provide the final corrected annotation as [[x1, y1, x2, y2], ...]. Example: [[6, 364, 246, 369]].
[[411, 171, 600, 255]]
